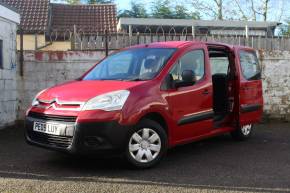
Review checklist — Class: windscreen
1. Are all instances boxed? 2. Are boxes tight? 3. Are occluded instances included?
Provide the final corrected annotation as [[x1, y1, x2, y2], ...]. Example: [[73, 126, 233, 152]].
[[83, 48, 176, 81]]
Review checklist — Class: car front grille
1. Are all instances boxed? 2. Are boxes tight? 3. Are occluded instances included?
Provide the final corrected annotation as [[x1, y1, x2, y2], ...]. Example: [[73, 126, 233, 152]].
[[27, 112, 76, 149], [28, 131, 73, 149], [28, 112, 77, 122]]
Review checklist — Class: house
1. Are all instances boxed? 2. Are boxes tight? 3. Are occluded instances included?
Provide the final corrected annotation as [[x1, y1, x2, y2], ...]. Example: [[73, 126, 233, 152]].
[[117, 18, 281, 37], [0, 0, 50, 50], [47, 3, 117, 51], [0, 0, 117, 51], [0, 2, 20, 129]]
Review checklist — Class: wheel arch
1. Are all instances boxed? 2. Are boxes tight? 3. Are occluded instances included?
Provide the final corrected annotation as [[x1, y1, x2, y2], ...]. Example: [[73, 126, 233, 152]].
[[140, 112, 169, 135]]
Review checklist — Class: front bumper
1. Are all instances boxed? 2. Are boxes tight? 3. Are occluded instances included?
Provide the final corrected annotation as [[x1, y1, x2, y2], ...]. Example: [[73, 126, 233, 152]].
[[25, 113, 132, 156]]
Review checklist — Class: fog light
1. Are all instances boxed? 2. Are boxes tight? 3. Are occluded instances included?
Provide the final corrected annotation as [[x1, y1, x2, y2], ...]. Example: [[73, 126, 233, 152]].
[[85, 136, 104, 147]]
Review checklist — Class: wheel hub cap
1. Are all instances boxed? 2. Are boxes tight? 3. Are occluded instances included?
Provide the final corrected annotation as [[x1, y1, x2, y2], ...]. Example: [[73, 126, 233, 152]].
[[129, 128, 161, 163], [241, 124, 252, 135], [140, 140, 149, 149]]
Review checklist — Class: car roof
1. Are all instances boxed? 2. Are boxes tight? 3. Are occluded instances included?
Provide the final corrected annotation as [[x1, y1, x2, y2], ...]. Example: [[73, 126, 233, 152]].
[[128, 41, 202, 49], [127, 41, 255, 50]]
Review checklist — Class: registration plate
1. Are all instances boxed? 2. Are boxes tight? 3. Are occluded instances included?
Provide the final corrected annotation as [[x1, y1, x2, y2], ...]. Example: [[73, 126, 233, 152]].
[[33, 122, 65, 136]]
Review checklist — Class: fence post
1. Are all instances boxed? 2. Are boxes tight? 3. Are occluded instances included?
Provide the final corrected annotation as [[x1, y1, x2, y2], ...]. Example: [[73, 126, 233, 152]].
[[34, 33, 38, 50], [137, 32, 140, 44], [192, 26, 195, 39], [105, 29, 109, 57], [129, 25, 132, 46], [71, 25, 77, 50], [245, 25, 249, 46]]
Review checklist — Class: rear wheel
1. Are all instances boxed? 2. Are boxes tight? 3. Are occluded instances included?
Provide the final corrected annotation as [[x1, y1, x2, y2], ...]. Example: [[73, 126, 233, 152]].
[[231, 124, 253, 141], [125, 119, 167, 169]]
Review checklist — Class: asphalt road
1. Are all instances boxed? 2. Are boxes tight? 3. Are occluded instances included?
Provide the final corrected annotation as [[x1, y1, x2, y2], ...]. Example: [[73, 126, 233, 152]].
[[0, 122, 290, 193]]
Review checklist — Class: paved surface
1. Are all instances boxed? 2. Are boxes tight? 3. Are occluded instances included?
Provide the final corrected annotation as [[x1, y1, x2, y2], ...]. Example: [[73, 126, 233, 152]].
[[0, 122, 289, 193]]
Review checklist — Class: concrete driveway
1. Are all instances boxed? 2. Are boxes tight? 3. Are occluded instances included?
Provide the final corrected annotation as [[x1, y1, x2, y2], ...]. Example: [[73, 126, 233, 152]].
[[0, 122, 289, 193]]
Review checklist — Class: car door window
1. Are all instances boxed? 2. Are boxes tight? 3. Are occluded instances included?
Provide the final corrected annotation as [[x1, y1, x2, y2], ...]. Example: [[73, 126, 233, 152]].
[[239, 50, 261, 80], [170, 50, 205, 82], [210, 57, 229, 75]]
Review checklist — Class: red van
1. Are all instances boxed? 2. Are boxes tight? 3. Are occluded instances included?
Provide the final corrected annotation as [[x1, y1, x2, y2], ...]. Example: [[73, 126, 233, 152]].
[[25, 41, 263, 168]]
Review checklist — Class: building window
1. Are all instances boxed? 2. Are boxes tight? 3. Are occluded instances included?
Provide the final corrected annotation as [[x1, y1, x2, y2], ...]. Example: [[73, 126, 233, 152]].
[[0, 40, 3, 69]]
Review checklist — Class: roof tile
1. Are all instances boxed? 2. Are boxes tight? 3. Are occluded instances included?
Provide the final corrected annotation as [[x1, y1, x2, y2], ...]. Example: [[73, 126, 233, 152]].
[[0, 0, 117, 34], [50, 3, 117, 34]]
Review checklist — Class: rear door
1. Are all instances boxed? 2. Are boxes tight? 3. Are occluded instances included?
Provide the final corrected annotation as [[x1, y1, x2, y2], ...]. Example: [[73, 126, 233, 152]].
[[236, 48, 263, 125]]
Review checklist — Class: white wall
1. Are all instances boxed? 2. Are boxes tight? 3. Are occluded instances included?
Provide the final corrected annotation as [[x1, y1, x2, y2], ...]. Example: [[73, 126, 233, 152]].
[[0, 4, 20, 24], [261, 51, 290, 121], [1, 47, 290, 128], [17, 51, 107, 119], [0, 16, 18, 129], [15, 50, 290, 122]]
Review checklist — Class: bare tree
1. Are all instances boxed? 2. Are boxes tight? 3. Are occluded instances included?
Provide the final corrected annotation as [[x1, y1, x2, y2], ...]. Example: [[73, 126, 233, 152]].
[[192, 0, 289, 21], [192, 0, 225, 20], [232, 0, 287, 21]]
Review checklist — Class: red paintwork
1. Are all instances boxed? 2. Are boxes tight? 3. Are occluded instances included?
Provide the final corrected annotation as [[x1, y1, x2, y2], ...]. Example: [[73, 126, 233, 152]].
[[234, 47, 264, 125], [27, 41, 263, 148]]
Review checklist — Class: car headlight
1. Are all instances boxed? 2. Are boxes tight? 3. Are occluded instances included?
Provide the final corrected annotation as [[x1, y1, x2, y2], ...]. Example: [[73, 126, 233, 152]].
[[31, 89, 47, 106], [82, 90, 130, 111]]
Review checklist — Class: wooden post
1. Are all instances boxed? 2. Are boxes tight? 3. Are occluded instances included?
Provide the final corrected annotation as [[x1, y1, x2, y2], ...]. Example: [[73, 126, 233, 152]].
[[245, 25, 249, 46], [192, 26, 195, 39], [71, 25, 77, 50], [137, 32, 140, 45], [34, 33, 38, 50], [105, 29, 109, 57]]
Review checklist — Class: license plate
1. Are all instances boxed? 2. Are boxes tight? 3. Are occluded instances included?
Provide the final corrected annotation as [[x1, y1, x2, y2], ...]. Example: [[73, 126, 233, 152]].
[[33, 122, 65, 136]]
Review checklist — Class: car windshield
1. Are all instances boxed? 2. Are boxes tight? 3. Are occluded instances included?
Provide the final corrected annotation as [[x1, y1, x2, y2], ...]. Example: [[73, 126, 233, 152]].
[[83, 48, 176, 81]]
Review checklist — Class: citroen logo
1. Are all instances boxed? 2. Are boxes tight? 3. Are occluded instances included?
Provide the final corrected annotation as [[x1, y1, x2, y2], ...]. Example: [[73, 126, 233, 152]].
[[37, 98, 84, 111]]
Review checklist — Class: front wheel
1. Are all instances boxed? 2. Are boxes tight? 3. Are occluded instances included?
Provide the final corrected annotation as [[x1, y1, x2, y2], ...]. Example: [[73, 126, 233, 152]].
[[125, 119, 168, 169], [231, 124, 253, 141]]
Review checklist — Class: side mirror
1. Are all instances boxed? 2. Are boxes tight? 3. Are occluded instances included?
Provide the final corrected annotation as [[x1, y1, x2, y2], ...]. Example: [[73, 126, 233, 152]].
[[175, 70, 196, 88], [182, 70, 195, 82]]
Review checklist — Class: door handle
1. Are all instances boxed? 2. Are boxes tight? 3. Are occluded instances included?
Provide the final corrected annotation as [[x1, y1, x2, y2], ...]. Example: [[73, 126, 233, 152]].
[[202, 89, 209, 95]]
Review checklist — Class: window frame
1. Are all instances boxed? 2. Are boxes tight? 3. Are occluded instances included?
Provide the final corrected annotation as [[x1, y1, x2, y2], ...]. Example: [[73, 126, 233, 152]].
[[0, 39, 3, 69], [168, 48, 206, 85], [239, 49, 261, 81]]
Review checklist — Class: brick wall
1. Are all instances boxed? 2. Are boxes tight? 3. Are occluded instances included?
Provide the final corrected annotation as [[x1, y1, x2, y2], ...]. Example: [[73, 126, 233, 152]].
[[0, 17, 18, 129], [261, 51, 290, 121]]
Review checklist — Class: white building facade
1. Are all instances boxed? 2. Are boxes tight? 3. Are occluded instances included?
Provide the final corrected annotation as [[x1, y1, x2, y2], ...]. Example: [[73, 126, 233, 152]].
[[0, 3, 20, 129]]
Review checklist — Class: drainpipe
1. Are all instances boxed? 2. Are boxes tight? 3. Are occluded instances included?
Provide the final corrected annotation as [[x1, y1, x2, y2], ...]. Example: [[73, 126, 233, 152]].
[[19, 28, 24, 77]]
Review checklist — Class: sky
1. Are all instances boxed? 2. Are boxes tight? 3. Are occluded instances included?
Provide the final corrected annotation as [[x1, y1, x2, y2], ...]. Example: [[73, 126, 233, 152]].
[[116, 0, 132, 10], [53, 0, 152, 11], [52, 0, 289, 22]]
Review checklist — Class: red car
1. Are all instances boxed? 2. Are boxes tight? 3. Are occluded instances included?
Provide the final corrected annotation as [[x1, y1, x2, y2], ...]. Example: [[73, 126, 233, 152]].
[[25, 41, 263, 168]]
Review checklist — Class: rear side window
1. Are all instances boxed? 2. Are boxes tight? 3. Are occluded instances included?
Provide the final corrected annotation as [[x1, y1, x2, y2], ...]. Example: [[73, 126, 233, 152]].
[[239, 50, 261, 80]]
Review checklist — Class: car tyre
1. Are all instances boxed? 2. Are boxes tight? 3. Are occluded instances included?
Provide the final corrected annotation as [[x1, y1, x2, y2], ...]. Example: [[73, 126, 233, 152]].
[[231, 124, 253, 141], [125, 119, 168, 169]]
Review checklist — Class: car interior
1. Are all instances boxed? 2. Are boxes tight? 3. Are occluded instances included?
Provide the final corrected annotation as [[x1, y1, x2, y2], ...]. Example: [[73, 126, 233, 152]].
[[208, 46, 234, 125]]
